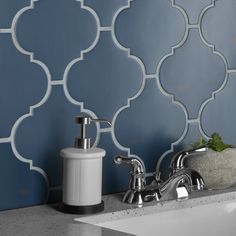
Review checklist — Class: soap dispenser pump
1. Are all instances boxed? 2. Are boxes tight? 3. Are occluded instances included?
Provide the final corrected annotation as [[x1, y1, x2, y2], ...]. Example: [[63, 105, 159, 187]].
[[60, 116, 111, 214]]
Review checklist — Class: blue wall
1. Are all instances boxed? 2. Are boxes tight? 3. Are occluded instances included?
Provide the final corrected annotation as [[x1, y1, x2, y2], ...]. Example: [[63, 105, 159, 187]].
[[1, 0, 236, 210]]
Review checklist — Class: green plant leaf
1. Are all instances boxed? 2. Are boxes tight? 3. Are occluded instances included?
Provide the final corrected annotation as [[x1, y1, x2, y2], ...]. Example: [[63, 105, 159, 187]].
[[191, 133, 233, 152]]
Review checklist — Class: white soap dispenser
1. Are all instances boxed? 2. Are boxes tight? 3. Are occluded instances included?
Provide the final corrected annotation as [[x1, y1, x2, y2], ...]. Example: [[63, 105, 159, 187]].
[[60, 116, 111, 214]]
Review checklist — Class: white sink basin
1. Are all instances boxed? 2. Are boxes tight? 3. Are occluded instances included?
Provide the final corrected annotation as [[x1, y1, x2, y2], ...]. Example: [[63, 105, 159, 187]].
[[95, 199, 236, 236]]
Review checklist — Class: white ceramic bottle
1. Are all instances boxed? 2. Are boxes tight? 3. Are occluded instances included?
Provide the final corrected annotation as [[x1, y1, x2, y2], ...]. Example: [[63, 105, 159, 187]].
[[60, 116, 111, 214]]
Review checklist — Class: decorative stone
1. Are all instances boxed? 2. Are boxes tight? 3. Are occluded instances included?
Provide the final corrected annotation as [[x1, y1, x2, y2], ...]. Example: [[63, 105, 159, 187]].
[[185, 148, 236, 189]]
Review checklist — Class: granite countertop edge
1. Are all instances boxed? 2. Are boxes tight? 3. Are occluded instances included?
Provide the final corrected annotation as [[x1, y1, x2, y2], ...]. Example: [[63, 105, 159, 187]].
[[1, 187, 236, 236]]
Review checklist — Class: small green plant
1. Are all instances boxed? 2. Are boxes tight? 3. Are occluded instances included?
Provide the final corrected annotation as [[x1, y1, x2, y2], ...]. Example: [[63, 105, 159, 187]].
[[192, 133, 233, 152]]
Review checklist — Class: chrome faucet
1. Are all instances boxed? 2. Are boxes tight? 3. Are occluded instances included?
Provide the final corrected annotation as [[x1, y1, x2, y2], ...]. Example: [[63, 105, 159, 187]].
[[114, 146, 207, 205]]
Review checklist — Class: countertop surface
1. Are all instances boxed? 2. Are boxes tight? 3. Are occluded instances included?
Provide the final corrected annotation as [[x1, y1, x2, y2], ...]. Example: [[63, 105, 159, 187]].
[[1, 187, 236, 236]]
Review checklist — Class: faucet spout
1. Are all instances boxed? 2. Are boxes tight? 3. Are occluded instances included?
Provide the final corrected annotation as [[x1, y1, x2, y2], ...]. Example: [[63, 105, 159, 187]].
[[156, 168, 205, 201], [154, 169, 190, 201]]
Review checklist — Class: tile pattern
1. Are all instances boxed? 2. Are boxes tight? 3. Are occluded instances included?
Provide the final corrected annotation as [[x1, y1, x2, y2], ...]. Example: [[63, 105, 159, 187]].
[[0, 0, 236, 210], [175, 0, 212, 24], [160, 29, 226, 119], [115, 0, 186, 74]]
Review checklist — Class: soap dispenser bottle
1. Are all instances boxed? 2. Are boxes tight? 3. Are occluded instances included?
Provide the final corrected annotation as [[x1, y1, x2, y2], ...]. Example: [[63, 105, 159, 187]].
[[60, 116, 111, 214]]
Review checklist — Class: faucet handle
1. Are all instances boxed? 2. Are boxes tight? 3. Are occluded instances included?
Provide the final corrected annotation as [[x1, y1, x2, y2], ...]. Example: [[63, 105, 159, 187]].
[[114, 156, 148, 204], [170, 146, 208, 172], [114, 156, 146, 191], [114, 156, 145, 174]]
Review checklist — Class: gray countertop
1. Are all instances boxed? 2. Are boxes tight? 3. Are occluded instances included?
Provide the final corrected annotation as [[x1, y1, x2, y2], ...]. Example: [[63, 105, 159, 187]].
[[1, 188, 236, 236]]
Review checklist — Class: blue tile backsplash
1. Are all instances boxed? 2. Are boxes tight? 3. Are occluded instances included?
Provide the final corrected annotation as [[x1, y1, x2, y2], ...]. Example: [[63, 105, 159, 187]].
[[1, 0, 236, 210]]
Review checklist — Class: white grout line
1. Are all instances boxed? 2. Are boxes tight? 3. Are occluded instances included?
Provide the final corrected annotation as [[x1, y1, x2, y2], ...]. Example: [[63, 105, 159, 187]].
[[0, 28, 12, 33], [187, 24, 200, 29], [100, 26, 112, 32], [99, 127, 113, 133], [187, 119, 200, 124], [228, 69, 236, 74], [145, 74, 157, 79], [50, 80, 64, 86], [0, 137, 12, 143]]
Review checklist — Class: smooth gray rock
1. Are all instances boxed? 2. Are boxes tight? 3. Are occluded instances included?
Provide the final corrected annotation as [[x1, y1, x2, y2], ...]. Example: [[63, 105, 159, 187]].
[[185, 148, 236, 189]]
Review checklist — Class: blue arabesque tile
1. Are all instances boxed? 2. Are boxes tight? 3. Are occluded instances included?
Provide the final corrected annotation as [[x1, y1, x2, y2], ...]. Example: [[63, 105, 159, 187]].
[[115, 0, 186, 74], [201, 0, 236, 69], [201, 73, 236, 145], [16, 0, 98, 80], [0, 0, 29, 28], [67, 31, 143, 121], [160, 29, 226, 119], [115, 79, 186, 172], [0, 34, 47, 138], [0, 143, 47, 211]]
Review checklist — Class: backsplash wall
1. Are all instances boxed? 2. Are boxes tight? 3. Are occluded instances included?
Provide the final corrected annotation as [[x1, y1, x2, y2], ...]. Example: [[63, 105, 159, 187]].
[[1, 0, 236, 210]]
